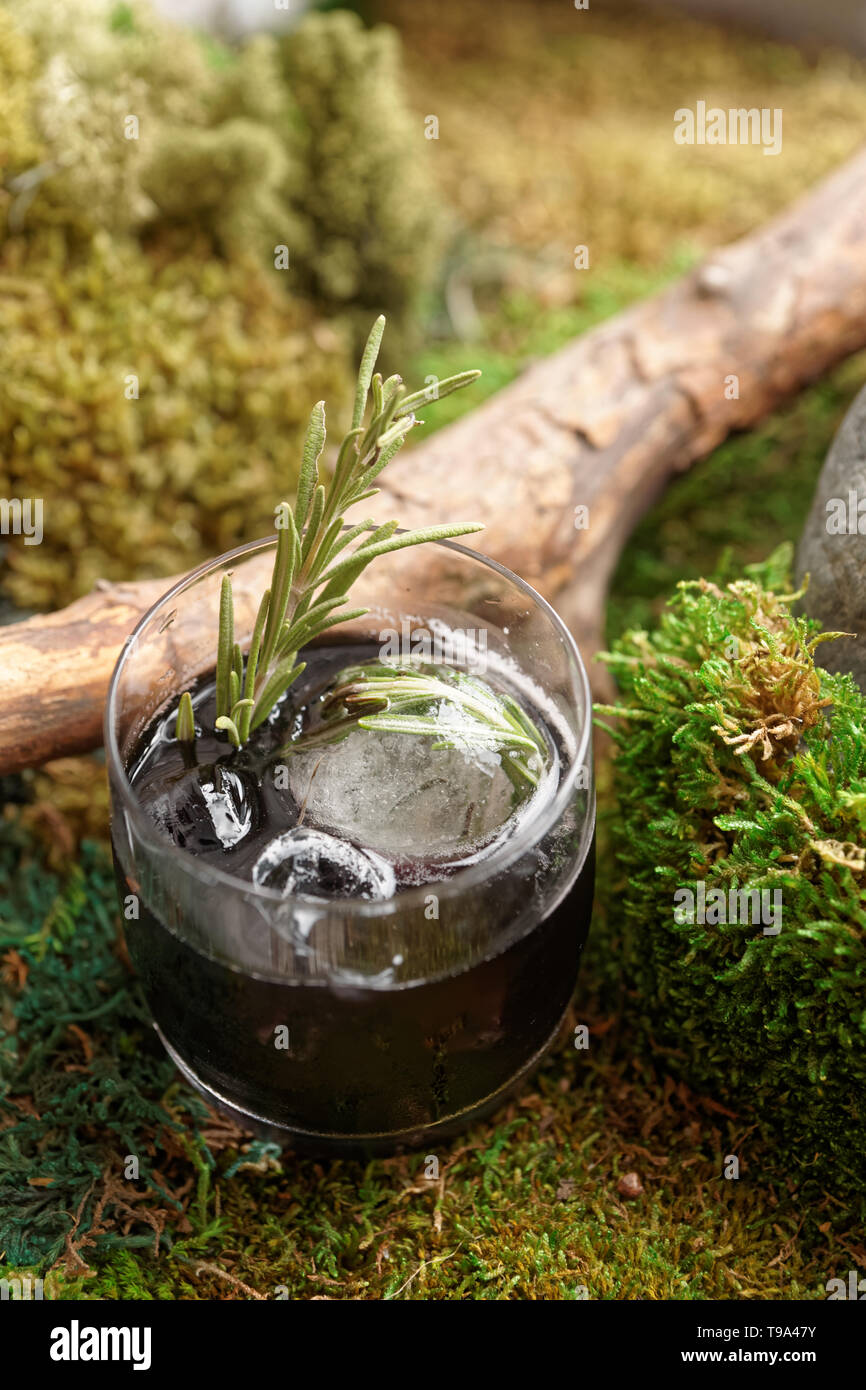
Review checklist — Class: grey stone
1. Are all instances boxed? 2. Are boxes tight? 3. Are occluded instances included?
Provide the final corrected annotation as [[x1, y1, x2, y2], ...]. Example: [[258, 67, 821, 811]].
[[796, 383, 866, 687]]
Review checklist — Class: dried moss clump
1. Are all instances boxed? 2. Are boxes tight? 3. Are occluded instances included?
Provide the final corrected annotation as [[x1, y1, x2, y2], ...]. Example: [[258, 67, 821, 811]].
[[597, 545, 866, 1204], [279, 10, 441, 342], [0, 233, 349, 609], [0, 0, 439, 610]]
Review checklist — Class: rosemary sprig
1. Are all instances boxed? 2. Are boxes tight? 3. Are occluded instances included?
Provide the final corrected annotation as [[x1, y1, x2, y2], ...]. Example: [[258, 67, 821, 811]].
[[285, 662, 549, 794], [176, 316, 482, 747]]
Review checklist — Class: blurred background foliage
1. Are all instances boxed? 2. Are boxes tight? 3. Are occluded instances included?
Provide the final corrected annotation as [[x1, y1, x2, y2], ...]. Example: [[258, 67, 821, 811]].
[[4, 0, 866, 612], [3, 0, 866, 1298]]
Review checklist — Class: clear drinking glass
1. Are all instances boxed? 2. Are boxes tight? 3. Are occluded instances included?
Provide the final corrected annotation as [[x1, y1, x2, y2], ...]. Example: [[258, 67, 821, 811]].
[[105, 536, 595, 1154]]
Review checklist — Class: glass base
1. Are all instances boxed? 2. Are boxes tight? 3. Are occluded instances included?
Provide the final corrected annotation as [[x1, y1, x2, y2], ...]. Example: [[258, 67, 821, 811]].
[[155, 1007, 572, 1157]]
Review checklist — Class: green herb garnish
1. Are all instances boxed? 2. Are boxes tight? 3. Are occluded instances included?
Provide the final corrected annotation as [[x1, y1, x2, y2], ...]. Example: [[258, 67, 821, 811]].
[[285, 661, 549, 794], [176, 316, 483, 749]]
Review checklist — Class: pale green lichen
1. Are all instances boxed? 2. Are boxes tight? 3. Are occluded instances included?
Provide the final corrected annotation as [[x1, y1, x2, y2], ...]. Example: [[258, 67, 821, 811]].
[[0, 0, 440, 610], [279, 11, 443, 341]]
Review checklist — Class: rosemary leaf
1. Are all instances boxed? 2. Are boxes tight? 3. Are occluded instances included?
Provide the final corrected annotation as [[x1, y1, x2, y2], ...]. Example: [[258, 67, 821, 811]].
[[316, 521, 483, 602], [346, 435, 408, 502], [396, 369, 482, 418], [243, 589, 270, 703], [277, 595, 351, 655], [345, 488, 381, 505], [323, 426, 364, 525], [215, 715, 242, 749], [296, 400, 326, 530], [359, 712, 538, 754], [351, 314, 385, 430], [301, 485, 326, 565], [193, 315, 482, 753], [280, 603, 369, 656], [215, 575, 234, 721], [250, 658, 306, 733], [305, 514, 357, 584], [175, 691, 196, 742], [374, 415, 414, 454], [357, 519, 399, 550], [259, 515, 296, 676], [313, 518, 378, 575], [359, 384, 406, 457], [288, 661, 548, 794]]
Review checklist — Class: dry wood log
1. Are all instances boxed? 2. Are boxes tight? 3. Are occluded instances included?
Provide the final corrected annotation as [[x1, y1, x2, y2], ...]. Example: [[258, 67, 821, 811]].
[[3, 145, 866, 775]]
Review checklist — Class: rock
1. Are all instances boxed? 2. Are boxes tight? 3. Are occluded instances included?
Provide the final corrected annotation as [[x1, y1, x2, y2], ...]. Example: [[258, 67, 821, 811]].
[[796, 383, 866, 686], [617, 1172, 644, 1200]]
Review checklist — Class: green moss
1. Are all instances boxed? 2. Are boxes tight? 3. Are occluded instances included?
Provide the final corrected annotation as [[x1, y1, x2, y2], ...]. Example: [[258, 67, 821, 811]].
[[0, 233, 350, 610], [0, 10, 42, 172], [377, 0, 866, 270], [278, 10, 439, 350], [0, 0, 440, 611], [596, 547, 866, 1211], [0, 804, 858, 1299]]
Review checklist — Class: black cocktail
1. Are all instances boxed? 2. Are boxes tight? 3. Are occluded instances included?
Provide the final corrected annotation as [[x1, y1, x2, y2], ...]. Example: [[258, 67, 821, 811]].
[[106, 539, 595, 1154]]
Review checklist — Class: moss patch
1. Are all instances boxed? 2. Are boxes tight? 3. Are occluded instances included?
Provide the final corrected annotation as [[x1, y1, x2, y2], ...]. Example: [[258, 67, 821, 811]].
[[377, 0, 866, 270], [0, 0, 438, 611], [596, 547, 866, 1212], [2, 813, 859, 1300]]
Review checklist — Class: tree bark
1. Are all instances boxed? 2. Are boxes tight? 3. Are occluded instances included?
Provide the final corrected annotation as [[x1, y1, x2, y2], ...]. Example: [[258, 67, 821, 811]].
[[4, 145, 866, 775]]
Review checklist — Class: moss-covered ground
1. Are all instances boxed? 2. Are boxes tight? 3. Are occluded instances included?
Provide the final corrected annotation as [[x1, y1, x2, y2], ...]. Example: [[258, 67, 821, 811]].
[[3, 828, 862, 1301], [3, 0, 866, 1298]]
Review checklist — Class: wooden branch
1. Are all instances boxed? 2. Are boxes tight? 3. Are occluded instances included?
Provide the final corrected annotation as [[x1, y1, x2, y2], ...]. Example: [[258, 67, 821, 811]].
[[4, 145, 866, 775]]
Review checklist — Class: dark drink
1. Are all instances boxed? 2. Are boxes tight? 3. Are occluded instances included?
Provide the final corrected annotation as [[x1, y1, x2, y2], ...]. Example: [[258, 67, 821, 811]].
[[106, 539, 595, 1153], [119, 851, 593, 1152]]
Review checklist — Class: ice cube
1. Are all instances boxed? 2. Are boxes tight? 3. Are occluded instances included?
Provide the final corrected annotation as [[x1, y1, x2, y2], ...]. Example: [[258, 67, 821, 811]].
[[142, 762, 259, 854], [286, 729, 516, 861], [252, 827, 395, 900]]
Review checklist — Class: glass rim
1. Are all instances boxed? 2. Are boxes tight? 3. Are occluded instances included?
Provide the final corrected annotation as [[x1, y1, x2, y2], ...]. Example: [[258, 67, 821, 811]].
[[104, 534, 594, 917]]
